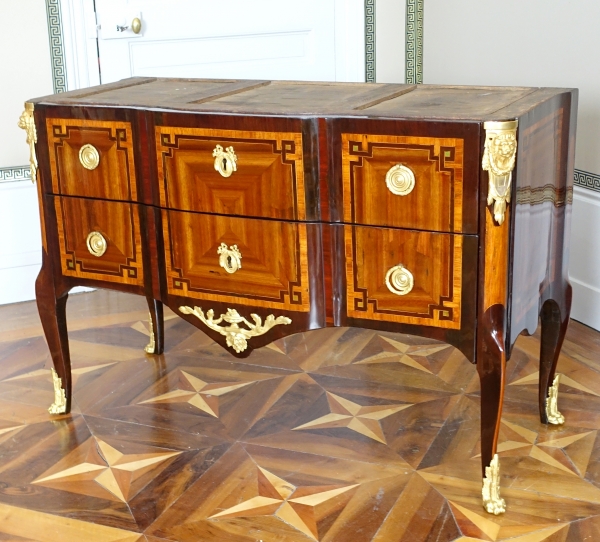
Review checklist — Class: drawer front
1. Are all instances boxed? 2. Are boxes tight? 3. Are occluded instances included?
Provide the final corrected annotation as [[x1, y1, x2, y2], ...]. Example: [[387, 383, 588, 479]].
[[342, 133, 464, 233], [344, 225, 466, 329], [46, 118, 137, 201], [156, 127, 305, 220], [163, 210, 310, 312], [54, 197, 143, 285]]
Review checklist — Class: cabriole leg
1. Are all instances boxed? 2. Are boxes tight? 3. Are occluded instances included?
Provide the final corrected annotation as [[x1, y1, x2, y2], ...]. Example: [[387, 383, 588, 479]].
[[35, 269, 71, 415], [145, 298, 164, 355], [539, 290, 571, 425], [477, 305, 507, 515]]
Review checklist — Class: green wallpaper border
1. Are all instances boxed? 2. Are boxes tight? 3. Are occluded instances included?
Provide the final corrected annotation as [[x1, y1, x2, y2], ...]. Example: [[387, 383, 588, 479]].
[[406, 0, 424, 84], [574, 170, 600, 194], [45, 0, 67, 94], [365, 0, 376, 82]]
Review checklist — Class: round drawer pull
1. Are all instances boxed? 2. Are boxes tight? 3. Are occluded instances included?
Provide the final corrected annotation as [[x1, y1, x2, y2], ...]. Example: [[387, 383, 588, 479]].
[[213, 145, 237, 178], [86, 231, 107, 257], [79, 144, 100, 170], [385, 164, 415, 196], [217, 243, 242, 274], [385, 264, 414, 296]]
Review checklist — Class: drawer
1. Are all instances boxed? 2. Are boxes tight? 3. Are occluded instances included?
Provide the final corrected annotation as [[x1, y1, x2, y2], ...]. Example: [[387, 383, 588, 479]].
[[53, 196, 143, 285], [156, 127, 305, 220], [342, 133, 465, 233], [46, 118, 137, 201], [344, 225, 473, 329], [163, 210, 310, 312]]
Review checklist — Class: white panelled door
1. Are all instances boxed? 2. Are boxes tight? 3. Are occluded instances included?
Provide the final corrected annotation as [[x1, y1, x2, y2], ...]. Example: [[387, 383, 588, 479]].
[[94, 0, 364, 83]]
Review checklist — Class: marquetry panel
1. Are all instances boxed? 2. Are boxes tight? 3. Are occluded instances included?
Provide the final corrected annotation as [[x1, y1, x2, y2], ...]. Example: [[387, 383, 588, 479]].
[[163, 210, 310, 311], [46, 118, 137, 201], [345, 225, 463, 329], [342, 133, 464, 233], [156, 127, 305, 220], [54, 197, 143, 285]]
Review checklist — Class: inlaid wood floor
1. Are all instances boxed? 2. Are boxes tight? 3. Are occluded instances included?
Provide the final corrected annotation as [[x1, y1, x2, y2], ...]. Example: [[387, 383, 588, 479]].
[[1, 291, 600, 541]]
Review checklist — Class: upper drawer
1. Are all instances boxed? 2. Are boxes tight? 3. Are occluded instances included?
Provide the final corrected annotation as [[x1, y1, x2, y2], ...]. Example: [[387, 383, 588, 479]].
[[156, 127, 306, 220], [46, 118, 138, 201], [342, 133, 466, 233]]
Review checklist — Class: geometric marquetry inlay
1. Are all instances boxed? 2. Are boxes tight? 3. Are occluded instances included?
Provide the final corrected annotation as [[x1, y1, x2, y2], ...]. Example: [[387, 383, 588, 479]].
[[156, 126, 306, 220], [139, 370, 255, 418], [163, 210, 310, 312], [54, 197, 144, 286], [292, 391, 412, 444], [209, 465, 359, 540], [32, 437, 180, 503], [342, 132, 465, 233], [46, 118, 137, 201], [345, 225, 463, 329]]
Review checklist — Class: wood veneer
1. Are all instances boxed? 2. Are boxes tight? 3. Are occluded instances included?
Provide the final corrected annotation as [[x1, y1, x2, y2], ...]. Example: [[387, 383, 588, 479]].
[[46, 117, 138, 201], [342, 133, 465, 233], [27, 78, 577, 514], [156, 126, 305, 220]]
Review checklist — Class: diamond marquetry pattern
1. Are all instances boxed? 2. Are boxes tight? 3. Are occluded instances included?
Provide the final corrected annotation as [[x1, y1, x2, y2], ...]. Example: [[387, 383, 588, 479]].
[[1, 292, 600, 540]]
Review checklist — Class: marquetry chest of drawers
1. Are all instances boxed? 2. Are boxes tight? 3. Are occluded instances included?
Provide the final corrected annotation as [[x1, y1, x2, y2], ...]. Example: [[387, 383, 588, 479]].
[[20, 78, 577, 514]]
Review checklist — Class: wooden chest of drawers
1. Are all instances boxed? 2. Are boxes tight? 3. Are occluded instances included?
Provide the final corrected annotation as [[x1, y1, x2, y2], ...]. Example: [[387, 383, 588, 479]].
[[20, 79, 577, 514]]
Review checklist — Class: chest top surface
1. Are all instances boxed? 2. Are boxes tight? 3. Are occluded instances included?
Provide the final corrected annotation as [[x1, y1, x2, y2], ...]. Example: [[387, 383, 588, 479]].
[[30, 77, 572, 120]]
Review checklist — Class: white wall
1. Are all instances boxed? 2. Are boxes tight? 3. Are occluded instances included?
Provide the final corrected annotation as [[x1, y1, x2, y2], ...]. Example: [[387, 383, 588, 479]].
[[375, 0, 406, 83], [0, 2, 53, 305], [0, 2, 53, 168], [423, 0, 600, 330]]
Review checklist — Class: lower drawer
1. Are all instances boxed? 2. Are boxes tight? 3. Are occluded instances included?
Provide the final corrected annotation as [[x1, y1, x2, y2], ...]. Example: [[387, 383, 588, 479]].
[[344, 225, 475, 330], [53, 196, 144, 285], [163, 210, 311, 312]]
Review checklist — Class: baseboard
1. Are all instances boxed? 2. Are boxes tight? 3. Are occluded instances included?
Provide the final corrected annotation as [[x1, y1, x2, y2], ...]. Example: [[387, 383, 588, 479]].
[[571, 278, 600, 332], [0, 265, 40, 305]]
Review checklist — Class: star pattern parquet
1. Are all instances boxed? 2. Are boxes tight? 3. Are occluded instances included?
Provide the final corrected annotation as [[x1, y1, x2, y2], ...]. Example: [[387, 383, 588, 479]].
[[0, 290, 600, 540]]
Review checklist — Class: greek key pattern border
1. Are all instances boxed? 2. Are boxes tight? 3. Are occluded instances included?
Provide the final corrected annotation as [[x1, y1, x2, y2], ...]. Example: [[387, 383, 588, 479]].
[[406, 0, 423, 84], [45, 0, 67, 93], [0, 166, 31, 184], [365, 0, 376, 82], [574, 169, 600, 193]]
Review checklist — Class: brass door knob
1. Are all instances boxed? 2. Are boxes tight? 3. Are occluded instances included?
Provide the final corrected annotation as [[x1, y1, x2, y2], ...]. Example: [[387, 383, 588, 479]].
[[86, 231, 107, 257], [217, 243, 242, 273], [385, 164, 415, 196], [131, 18, 142, 34], [385, 264, 414, 295], [79, 144, 100, 170], [213, 145, 238, 178]]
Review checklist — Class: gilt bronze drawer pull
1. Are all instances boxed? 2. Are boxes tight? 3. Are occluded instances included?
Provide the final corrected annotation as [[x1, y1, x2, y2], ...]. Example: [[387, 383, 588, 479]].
[[385, 164, 415, 196], [86, 231, 107, 257], [217, 243, 242, 274], [79, 144, 100, 170], [179, 306, 291, 353], [385, 264, 414, 296], [213, 144, 237, 178]]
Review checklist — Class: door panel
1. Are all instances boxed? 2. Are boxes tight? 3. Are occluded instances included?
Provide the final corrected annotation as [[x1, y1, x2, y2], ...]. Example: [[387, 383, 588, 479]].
[[95, 0, 363, 83]]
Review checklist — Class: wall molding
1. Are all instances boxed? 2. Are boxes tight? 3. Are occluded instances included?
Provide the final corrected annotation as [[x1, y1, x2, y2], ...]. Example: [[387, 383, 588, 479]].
[[0, 166, 31, 184], [405, 0, 423, 84], [45, 0, 67, 93], [574, 169, 600, 193]]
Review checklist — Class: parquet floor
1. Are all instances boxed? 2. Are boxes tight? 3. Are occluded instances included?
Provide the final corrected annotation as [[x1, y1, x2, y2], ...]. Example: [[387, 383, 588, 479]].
[[1, 291, 600, 541]]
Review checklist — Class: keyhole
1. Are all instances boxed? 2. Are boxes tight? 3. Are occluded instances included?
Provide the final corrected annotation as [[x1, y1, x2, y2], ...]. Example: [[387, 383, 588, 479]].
[[227, 255, 232, 269], [222, 158, 228, 170]]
